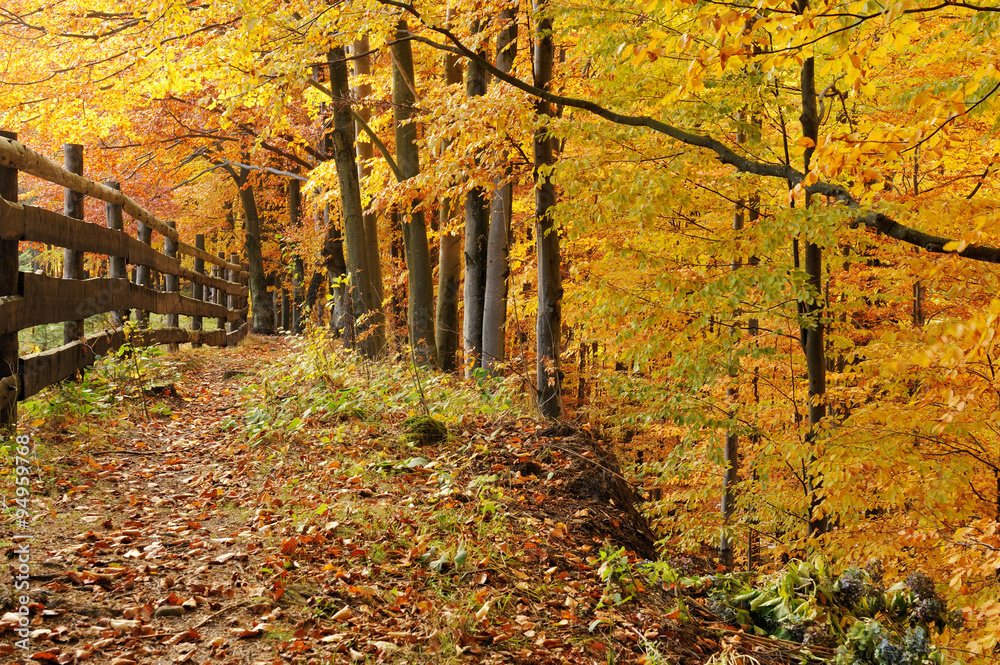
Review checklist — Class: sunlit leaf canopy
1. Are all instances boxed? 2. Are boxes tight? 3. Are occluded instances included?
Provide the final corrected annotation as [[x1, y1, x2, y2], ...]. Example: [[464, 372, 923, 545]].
[[4, 0, 1000, 655]]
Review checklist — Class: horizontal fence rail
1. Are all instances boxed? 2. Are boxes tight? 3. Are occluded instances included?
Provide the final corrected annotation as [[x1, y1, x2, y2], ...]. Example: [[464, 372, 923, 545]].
[[0, 132, 250, 422]]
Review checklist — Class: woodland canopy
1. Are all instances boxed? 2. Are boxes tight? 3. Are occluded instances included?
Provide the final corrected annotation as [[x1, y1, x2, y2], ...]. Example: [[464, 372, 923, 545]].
[[3, 0, 1000, 657]]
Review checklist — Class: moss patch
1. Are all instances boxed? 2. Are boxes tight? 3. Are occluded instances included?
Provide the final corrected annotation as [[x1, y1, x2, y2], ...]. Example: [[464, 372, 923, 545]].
[[400, 414, 448, 446]]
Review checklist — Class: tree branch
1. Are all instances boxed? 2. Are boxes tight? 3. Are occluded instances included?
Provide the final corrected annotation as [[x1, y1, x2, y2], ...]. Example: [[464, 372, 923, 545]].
[[306, 77, 403, 182], [381, 1, 1000, 265]]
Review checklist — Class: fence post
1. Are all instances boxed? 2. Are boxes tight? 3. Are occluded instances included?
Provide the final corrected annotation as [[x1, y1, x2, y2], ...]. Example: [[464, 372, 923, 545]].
[[226, 253, 238, 336], [1, 130, 19, 430], [216, 251, 226, 333], [63, 144, 85, 344], [136, 221, 152, 329], [164, 220, 179, 352], [241, 260, 249, 334], [104, 181, 128, 327], [192, 234, 204, 347]]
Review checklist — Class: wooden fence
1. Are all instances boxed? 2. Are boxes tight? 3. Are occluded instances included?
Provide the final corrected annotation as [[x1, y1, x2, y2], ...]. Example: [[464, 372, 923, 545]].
[[0, 132, 250, 425]]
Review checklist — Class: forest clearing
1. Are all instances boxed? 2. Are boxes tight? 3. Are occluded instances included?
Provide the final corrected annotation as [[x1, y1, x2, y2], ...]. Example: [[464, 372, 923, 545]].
[[2, 0, 1000, 662]]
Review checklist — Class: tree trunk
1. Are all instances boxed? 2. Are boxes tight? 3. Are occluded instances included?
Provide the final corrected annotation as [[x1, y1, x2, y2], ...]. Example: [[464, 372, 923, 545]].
[[719, 107, 761, 567], [234, 167, 274, 334], [533, 0, 563, 418], [306, 270, 324, 321], [392, 19, 437, 366], [435, 22, 464, 373], [324, 206, 352, 343], [482, 9, 519, 376], [797, 30, 829, 537], [352, 36, 386, 318], [328, 46, 385, 359], [288, 180, 304, 333], [437, 202, 462, 371], [462, 18, 491, 376]]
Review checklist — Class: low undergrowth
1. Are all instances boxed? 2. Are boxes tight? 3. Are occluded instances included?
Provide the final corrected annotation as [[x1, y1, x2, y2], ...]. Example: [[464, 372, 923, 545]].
[[1, 334, 978, 664]]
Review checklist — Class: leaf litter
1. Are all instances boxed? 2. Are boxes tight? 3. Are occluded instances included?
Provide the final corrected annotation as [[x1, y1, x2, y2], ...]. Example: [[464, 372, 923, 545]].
[[1, 336, 827, 664]]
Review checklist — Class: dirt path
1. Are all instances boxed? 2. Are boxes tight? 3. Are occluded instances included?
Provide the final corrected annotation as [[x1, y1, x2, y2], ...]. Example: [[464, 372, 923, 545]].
[[2, 341, 311, 664], [3, 337, 728, 665]]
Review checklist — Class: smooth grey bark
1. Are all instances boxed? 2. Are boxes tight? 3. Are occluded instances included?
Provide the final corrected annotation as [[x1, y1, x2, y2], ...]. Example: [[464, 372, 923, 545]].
[[328, 46, 385, 359], [482, 9, 519, 375], [462, 18, 492, 376], [435, 34, 464, 373], [533, 0, 562, 419], [352, 36, 386, 326], [230, 166, 274, 335], [392, 19, 437, 366], [312, 99, 351, 342]]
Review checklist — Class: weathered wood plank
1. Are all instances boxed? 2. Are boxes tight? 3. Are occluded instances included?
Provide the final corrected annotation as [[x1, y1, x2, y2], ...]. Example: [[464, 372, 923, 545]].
[[2, 199, 244, 296], [20, 328, 126, 400], [227, 322, 249, 347], [0, 135, 241, 273], [2, 201, 206, 280], [17, 273, 242, 329], [0, 295, 25, 336], [14, 322, 237, 403]]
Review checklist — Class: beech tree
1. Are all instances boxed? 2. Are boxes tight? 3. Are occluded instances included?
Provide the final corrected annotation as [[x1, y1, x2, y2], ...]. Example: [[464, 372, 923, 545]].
[[391, 19, 438, 366], [327, 47, 386, 359], [481, 7, 519, 376], [8, 0, 1000, 647]]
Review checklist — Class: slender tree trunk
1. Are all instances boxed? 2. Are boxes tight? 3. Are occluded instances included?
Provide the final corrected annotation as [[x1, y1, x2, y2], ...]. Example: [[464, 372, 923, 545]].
[[392, 19, 437, 366], [328, 47, 385, 359], [720, 107, 762, 567], [437, 202, 462, 371], [911, 163, 926, 327], [324, 205, 352, 343], [482, 8, 519, 376], [462, 18, 492, 376], [232, 167, 273, 334], [435, 20, 464, 373], [288, 180, 304, 333], [352, 36, 386, 328], [797, 23, 829, 537], [720, 215, 743, 569], [306, 270, 324, 320], [533, 0, 563, 418]]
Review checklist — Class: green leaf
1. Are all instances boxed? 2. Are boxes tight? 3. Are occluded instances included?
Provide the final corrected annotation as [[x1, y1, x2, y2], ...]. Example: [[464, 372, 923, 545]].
[[405, 456, 429, 469]]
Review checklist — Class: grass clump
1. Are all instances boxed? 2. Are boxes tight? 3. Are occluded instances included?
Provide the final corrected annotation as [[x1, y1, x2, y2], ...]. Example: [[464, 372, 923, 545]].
[[400, 414, 448, 446]]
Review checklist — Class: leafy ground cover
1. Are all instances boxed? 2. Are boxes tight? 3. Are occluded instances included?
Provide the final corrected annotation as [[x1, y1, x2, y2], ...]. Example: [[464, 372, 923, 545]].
[[0, 336, 967, 664]]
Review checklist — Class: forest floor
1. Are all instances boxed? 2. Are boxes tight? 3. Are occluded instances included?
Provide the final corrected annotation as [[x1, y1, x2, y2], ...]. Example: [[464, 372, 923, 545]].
[[1, 335, 799, 664]]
